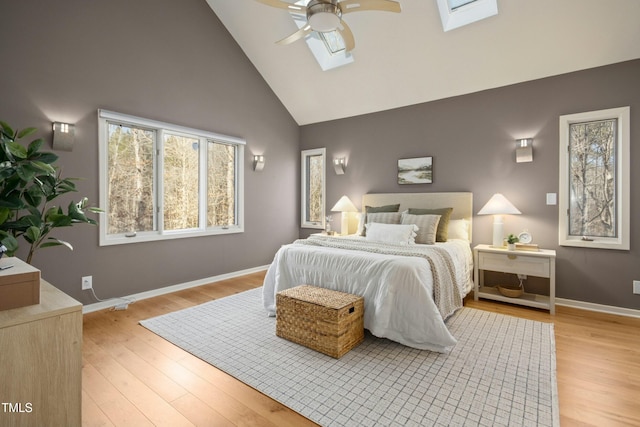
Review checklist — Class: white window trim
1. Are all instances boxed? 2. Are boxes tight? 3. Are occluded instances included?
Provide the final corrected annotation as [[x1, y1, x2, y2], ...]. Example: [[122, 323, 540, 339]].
[[558, 106, 630, 250], [98, 109, 245, 246], [301, 147, 326, 229], [436, 0, 498, 32]]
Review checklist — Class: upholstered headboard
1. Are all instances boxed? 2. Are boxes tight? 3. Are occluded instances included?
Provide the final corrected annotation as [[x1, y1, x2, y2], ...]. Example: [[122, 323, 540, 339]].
[[361, 192, 473, 240]]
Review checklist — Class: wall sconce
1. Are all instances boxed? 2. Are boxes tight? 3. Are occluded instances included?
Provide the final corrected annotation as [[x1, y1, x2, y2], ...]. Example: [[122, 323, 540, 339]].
[[516, 138, 533, 163], [52, 122, 75, 151], [253, 155, 265, 171], [333, 158, 346, 175]]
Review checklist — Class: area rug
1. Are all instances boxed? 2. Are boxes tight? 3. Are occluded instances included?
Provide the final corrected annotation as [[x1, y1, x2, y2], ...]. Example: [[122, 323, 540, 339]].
[[140, 288, 559, 427]]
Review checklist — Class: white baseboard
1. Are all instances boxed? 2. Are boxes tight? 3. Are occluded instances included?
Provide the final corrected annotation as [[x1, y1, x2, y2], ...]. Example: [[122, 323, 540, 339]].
[[555, 298, 640, 319], [82, 267, 640, 319], [82, 265, 269, 314]]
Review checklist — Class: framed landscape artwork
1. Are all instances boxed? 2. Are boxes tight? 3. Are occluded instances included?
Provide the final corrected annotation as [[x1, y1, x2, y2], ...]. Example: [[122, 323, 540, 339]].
[[398, 156, 433, 184]]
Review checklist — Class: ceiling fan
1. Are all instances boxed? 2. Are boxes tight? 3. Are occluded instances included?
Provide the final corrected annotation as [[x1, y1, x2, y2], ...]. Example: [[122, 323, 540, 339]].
[[255, 0, 401, 52]]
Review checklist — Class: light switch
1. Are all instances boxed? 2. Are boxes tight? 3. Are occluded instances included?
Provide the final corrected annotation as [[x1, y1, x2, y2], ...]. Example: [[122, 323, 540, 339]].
[[546, 193, 557, 205]]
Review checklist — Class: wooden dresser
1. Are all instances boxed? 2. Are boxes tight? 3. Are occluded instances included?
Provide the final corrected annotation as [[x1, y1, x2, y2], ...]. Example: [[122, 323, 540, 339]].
[[0, 280, 82, 426]]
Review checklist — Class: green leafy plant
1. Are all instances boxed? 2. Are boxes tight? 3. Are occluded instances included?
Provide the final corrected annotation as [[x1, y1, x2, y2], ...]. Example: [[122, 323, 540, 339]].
[[506, 233, 519, 244], [0, 122, 100, 264]]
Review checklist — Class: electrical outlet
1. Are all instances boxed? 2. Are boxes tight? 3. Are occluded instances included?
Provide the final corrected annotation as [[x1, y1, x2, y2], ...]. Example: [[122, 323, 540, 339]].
[[82, 276, 92, 290], [633, 280, 640, 295]]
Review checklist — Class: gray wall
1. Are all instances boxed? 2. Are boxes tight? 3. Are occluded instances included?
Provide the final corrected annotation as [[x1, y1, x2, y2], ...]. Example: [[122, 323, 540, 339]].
[[0, 0, 300, 303], [2, 0, 638, 311], [301, 60, 640, 310]]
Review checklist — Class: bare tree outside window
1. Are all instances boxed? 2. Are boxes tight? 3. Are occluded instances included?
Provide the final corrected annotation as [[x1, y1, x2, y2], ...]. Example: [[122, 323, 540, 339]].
[[559, 107, 630, 250], [163, 134, 200, 231], [301, 148, 325, 229], [107, 123, 155, 234], [568, 119, 617, 238], [306, 154, 324, 223], [99, 110, 245, 246], [208, 141, 236, 227], [162, 136, 236, 231]]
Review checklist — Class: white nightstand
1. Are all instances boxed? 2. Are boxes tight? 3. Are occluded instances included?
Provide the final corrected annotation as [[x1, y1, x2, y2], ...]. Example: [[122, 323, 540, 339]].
[[473, 244, 556, 314]]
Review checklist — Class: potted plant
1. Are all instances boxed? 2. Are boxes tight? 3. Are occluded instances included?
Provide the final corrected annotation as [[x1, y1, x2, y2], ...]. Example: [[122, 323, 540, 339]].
[[506, 233, 519, 250], [0, 122, 100, 264]]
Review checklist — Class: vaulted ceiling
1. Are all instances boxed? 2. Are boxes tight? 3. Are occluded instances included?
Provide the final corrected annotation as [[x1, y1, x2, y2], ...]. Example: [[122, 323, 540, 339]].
[[206, 0, 640, 125]]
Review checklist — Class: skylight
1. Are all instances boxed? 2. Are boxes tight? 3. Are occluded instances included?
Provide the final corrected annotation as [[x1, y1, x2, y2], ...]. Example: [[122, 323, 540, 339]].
[[448, 0, 477, 10], [437, 0, 498, 31], [319, 31, 345, 55]]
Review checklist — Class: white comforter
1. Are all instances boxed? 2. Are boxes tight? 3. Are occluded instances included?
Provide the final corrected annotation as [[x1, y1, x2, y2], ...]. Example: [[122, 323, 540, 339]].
[[263, 236, 473, 353]]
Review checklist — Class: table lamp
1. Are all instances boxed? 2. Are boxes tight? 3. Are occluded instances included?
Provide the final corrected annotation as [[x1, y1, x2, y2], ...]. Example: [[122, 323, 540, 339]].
[[477, 193, 521, 247], [331, 196, 358, 235]]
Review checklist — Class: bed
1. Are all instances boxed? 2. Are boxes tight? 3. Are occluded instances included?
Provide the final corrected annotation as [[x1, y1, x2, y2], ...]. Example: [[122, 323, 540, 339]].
[[263, 192, 474, 353]]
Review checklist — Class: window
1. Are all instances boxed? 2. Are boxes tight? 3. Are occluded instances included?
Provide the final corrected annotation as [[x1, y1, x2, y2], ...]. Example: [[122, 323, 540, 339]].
[[98, 110, 244, 246], [319, 31, 346, 55], [558, 106, 630, 250], [301, 148, 325, 229]]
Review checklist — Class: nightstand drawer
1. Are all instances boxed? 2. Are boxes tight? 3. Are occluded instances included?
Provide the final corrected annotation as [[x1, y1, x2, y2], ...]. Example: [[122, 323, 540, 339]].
[[478, 252, 551, 278]]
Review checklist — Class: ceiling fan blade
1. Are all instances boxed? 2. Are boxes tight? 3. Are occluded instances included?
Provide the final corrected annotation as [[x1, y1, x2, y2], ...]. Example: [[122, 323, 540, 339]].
[[276, 24, 313, 45], [337, 20, 355, 52], [339, 0, 401, 14], [255, 0, 307, 14]]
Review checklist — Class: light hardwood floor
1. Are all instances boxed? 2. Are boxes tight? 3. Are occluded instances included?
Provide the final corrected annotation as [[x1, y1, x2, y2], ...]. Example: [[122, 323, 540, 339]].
[[82, 271, 640, 427]]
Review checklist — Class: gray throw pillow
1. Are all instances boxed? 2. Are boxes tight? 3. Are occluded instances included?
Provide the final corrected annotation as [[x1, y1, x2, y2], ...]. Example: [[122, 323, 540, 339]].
[[406, 207, 453, 242], [360, 204, 401, 236]]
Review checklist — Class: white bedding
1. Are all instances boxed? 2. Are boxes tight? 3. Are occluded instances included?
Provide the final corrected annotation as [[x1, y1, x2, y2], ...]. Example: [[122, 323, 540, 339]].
[[263, 236, 474, 353]]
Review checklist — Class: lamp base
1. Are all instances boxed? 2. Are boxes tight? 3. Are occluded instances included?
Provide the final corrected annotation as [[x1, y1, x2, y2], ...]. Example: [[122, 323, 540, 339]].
[[340, 212, 350, 236], [492, 215, 505, 248]]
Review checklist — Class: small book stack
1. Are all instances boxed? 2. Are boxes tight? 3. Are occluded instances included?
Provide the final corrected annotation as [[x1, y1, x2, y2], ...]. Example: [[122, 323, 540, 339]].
[[515, 243, 539, 252]]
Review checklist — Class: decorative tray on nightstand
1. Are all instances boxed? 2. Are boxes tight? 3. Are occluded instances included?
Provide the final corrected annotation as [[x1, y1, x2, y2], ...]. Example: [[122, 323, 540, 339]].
[[515, 243, 539, 252]]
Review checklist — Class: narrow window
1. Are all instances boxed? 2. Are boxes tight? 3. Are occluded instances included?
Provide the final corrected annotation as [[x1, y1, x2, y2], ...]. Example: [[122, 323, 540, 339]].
[[301, 148, 326, 229], [559, 107, 629, 250]]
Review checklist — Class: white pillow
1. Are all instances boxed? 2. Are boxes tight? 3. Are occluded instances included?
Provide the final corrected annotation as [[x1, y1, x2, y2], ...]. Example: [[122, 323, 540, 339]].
[[365, 223, 418, 245], [401, 213, 440, 245], [447, 219, 470, 241], [359, 211, 402, 236]]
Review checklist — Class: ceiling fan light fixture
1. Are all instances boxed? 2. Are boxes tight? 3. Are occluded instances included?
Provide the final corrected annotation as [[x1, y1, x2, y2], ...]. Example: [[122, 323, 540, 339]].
[[309, 12, 341, 32], [307, 0, 342, 32], [256, 0, 400, 66]]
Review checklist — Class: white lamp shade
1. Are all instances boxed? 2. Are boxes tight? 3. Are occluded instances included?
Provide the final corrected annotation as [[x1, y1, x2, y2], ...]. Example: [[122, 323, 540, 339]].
[[331, 196, 358, 235], [477, 193, 521, 215], [331, 196, 358, 213], [478, 193, 521, 248]]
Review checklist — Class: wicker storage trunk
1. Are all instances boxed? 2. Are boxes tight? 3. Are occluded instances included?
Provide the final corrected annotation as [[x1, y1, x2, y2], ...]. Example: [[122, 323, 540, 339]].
[[276, 285, 364, 358]]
